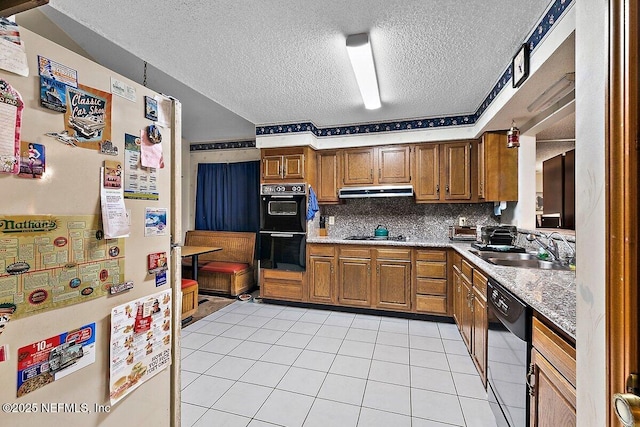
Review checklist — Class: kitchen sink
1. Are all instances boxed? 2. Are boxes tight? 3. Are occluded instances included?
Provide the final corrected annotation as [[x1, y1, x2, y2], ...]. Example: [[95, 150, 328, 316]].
[[469, 250, 572, 271]]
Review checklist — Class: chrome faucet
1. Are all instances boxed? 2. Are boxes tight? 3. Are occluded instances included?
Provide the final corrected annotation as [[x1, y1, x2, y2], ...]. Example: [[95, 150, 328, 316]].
[[547, 232, 576, 265], [526, 233, 558, 261], [526, 232, 576, 265]]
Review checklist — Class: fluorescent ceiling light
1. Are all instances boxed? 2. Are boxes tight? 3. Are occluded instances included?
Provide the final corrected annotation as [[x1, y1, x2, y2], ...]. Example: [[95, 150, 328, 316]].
[[346, 33, 381, 110], [527, 72, 575, 113]]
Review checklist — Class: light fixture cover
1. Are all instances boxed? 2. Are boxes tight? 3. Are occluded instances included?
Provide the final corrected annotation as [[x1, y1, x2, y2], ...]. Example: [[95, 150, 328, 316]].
[[346, 33, 381, 110], [527, 72, 575, 113]]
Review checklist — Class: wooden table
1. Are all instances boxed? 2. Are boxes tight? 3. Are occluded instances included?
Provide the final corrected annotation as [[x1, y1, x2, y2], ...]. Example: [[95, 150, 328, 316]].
[[181, 246, 222, 281]]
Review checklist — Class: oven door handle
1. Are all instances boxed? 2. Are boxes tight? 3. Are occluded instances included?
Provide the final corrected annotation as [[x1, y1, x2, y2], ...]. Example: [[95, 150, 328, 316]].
[[269, 233, 295, 238]]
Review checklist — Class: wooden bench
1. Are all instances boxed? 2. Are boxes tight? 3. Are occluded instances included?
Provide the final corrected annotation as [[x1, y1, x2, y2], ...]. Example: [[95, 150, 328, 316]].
[[181, 278, 198, 321], [183, 230, 256, 296]]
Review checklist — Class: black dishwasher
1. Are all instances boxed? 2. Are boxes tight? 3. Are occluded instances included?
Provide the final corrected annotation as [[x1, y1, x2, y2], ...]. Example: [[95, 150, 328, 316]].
[[486, 278, 531, 427]]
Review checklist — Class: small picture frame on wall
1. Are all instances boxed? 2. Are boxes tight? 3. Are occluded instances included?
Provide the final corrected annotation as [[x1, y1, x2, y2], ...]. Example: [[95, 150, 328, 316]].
[[512, 43, 529, 88], [144, 95, 158, 121]]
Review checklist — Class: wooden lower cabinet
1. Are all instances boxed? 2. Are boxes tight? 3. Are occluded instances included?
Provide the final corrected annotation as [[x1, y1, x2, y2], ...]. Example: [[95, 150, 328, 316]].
[[414, 249, 448, 315], [260, 269, 305, 301], [471, 285, 487, 386], [308, 255, 335, 304], [529, 317, 576, 427], [375, 249, 411, 311], [338, 250, 372, 307]]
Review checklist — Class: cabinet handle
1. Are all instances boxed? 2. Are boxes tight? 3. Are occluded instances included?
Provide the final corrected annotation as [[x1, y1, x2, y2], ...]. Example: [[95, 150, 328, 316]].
[[526, 363, 536, 397], [446, 184, 450, 194], [376, 265, 379, 275], [330, 263, 334, 274], [370, 169, 373, 180], [436, 184, 440, 194], [378, 168, 381, 179]]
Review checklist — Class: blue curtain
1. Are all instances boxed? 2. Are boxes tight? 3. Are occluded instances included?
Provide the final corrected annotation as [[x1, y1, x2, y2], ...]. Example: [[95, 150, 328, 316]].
[[195, 161, 260, 232]]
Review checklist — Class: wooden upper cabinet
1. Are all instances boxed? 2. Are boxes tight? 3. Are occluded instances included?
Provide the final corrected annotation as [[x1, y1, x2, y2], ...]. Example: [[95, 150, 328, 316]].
[[263, 155, 284, 180], [442, 141, 472, 200], [378, 146, 411, 184], [415, 144, 440, 201], [283, 154, 304, 179], [342, 145, 412, 186], [478, 132, 518, 201], [261, 147, 314, 183], [343, 148, 374, 185], [316, 151, 340, 204]]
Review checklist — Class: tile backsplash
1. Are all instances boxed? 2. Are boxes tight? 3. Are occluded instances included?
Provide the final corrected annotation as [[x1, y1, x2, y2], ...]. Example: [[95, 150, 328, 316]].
[[317, 198, 500, 240]]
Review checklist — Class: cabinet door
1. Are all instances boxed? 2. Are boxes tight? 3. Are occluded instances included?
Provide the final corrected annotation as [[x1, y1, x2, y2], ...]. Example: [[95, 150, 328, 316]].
[[283, 154, 304, 179], [460, 275, 473, 351], [263, 156, 283, 180], [308, 256, 335, 304], [378, 145, 411, 184], [472, 287, 487, 387], [343, 148, 374, 185], [530, 349, 577, 427], [338, 257, 371, 306], [452, 265, 463, 328], [375, 259, 411, 311], [316, 151, 339, 203], [443, 141, 472, 200], [478, 132, 518, 202], [415, 144, 441, 201]]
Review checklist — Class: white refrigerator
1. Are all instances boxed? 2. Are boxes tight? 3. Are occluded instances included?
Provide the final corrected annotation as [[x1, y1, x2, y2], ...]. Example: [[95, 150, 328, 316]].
[[0, 27, 183, 426]]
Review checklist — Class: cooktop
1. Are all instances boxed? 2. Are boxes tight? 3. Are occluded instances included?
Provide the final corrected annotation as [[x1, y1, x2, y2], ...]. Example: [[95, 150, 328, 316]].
[[345, 235, 407, 241]]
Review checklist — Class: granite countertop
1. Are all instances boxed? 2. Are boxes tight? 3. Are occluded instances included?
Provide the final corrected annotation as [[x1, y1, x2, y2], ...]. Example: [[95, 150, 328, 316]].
[[307, 236, 576, 340]]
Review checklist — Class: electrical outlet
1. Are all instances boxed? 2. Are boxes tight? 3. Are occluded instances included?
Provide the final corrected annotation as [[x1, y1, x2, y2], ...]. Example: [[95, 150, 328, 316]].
[[459, 217, 467, 226], [328, 216, 335, 225]]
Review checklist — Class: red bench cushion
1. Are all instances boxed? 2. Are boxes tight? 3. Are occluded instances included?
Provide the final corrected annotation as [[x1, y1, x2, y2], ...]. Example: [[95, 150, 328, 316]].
[[181, 278, 198, 289], [199, 261, 249, 274]]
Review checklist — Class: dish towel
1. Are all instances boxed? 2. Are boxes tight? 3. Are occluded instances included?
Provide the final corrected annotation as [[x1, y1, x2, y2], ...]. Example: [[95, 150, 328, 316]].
[[307, 186, 319, 220]]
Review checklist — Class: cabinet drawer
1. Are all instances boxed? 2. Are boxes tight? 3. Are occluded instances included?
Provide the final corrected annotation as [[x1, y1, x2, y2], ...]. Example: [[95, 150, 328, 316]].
[[416, 278, 447, 295], [472, 269, 488, 297], [416, 261, 447, 279], [416, 249, 447, 262], [308, 244, 335, 257], [376, 248, 411, 260], [339, 248, 371, 259], [261, 269, 304, 281], [416, 295, 447, 314], [461, 259, 473, 280], [262, 281, 303, 301]]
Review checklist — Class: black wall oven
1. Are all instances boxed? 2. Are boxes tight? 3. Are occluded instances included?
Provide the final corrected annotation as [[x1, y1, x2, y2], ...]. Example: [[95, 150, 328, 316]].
[[259, 183, 307, 272], [260, 183, 306, 233]]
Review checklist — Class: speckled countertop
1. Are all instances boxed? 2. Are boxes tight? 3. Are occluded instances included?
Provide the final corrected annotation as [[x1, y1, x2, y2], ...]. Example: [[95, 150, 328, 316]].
[[307, 237, 576, 340]]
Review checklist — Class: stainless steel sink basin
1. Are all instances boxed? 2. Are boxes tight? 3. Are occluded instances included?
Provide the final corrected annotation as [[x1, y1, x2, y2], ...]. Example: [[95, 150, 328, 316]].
[[469, 250, 572, 271]]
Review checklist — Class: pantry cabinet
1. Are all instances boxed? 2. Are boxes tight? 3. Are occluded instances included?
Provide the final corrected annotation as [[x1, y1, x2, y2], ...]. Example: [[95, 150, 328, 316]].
[[342, 145, 411, 186], [477, 132, 518, 201], [374, 248, 412, 311], [414, 140, 474, 202]]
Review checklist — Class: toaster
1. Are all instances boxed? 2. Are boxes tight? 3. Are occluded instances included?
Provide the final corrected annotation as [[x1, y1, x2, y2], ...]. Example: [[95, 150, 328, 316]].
[[449, 225, 477, 241]]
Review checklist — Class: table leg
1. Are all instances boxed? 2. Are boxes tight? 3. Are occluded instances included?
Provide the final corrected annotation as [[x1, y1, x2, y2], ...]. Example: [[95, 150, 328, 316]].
[[192, 254, 199, 282]]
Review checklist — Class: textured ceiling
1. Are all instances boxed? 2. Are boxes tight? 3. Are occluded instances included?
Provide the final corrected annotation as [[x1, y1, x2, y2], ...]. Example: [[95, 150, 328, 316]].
[[44, 0, 551, 130]]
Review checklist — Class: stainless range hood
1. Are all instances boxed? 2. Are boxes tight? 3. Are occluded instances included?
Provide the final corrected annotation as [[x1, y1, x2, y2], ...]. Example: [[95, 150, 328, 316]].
[[338, 185, 414, 199]]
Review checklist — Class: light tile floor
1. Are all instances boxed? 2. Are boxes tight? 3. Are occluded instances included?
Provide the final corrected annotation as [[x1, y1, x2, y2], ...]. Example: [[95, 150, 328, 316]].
[[180, 301, 497, 427]]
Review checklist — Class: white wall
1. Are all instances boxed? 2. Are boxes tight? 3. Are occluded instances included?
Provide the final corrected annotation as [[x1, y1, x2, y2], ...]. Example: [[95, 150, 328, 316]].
[[183, 148, 261, 233], [575, 0, 607, 425], [512, 135, 537, 229]]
